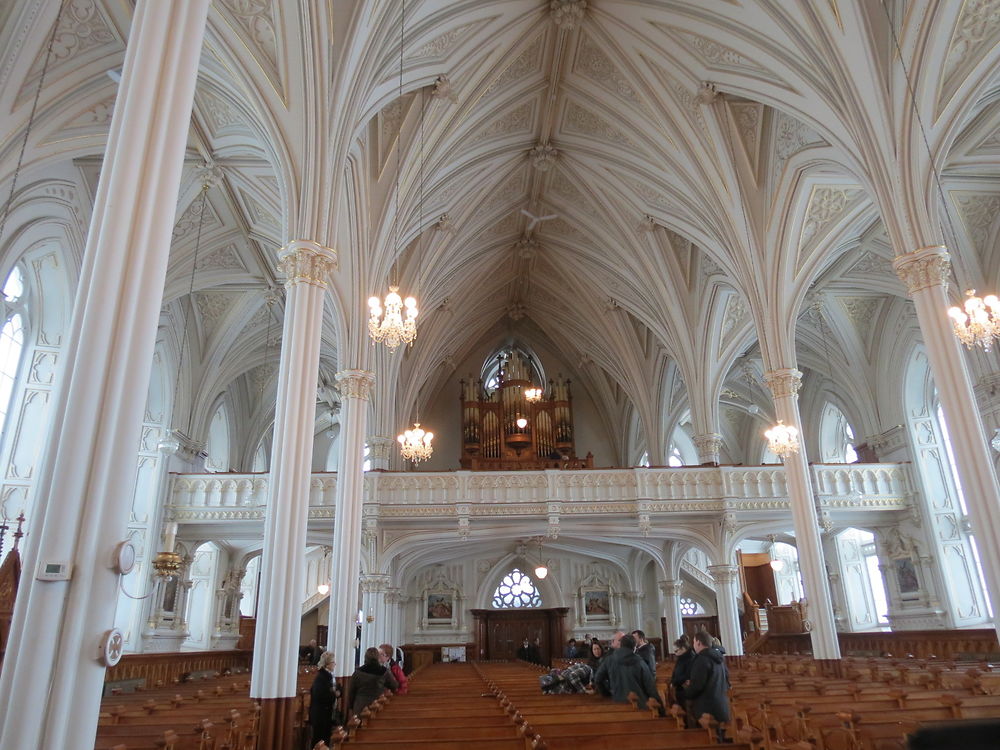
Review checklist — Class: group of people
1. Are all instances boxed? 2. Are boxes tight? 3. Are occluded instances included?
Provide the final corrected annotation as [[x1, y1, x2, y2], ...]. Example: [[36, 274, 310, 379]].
[[307, 642, 409, 748], [540, 629, 731, 740]]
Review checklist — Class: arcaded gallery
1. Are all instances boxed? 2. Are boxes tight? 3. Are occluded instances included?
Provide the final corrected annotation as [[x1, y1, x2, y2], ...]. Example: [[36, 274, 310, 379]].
[[2, 1, 1000, 748]]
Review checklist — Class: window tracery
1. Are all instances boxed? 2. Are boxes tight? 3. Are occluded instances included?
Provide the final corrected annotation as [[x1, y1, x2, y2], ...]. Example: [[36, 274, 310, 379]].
[[491, 568, 542, 608]]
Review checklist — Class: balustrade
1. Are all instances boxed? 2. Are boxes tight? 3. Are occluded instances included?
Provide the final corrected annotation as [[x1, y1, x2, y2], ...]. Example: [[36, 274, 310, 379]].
[[167, 464, 912, 521]]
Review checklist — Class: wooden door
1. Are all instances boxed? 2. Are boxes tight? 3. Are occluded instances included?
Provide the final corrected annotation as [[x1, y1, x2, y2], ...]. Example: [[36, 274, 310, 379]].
[[471, 608, 569, 665]]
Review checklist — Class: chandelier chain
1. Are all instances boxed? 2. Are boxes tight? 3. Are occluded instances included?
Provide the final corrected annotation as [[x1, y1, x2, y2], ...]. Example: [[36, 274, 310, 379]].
[[0, 1, 67, 246], [172, 182, 210, 435]]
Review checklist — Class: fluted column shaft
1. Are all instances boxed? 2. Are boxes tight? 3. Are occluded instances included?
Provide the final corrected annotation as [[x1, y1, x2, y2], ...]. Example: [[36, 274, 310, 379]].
[[894, 246, 1000, 637], [658, 579, 684, 645], [250, 242, 336, 749], [0, 3, 210, 747], [708, 565, 743, 656], [328, 369, 375, 675], [765, 369, 840, 659]]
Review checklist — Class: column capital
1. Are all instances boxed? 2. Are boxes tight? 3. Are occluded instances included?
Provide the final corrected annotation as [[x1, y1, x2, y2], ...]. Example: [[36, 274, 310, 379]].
[[658, 579, 683, 597], [335, 369, 375, 401], [764, 368, 802, 399], [360, 574, 391, 594], [368, 436, 394, 459], [707, 564, 739, 585], [692, 433, 723, 463], [277, 240, 337, 289], [892, 245, 950, 296]]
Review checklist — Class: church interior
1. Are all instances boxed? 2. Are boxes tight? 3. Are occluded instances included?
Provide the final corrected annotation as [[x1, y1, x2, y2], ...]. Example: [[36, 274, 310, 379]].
[[2, 0, 1000, 748]]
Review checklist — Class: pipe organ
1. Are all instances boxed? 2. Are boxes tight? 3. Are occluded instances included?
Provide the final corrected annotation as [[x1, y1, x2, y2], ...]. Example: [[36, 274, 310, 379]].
[[460, 350, 593, 470]]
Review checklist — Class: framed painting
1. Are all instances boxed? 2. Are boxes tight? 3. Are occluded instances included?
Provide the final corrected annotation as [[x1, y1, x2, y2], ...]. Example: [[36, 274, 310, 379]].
[[426, 592, 454, 622], [582, 588, 611, 621], [894, 558, 920, 594]]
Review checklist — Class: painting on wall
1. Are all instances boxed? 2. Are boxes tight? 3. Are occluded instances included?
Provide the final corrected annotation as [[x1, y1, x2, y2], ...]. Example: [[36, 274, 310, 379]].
[[583, 588, 611, 620], [427, 593, 454, 622], [895, 558, 920, 594]]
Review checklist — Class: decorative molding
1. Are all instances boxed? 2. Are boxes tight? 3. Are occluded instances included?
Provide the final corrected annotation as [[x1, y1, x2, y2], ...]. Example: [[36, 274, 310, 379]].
[[529, 142, 559, 171], [277, 241, 337, 288], [550, 0, 587, 30], [892, 245, 950, 296]]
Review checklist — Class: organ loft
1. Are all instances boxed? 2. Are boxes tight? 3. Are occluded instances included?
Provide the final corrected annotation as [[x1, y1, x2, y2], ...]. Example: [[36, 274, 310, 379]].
[[460, 348, 593, 471]]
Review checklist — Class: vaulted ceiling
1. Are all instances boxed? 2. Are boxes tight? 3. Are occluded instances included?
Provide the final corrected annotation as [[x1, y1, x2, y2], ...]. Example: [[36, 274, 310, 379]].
[[2, 0, 1000, 466]]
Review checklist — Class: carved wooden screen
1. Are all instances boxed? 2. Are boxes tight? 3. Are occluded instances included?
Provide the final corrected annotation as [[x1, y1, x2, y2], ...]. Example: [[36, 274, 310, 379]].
[[0, 548, 21, 664]]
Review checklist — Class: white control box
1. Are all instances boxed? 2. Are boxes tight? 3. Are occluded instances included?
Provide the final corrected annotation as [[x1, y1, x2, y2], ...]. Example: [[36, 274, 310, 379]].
[[36, 561, 72, 581]]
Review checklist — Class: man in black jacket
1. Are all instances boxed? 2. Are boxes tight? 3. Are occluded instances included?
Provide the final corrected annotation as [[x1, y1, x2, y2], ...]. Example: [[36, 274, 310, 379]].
[[593, 634, 663, 710], [631, 629, 656, 674], [685, 630, 730, 738]]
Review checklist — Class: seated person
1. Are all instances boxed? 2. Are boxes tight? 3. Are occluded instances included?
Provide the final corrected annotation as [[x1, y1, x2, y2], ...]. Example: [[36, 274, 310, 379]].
[[348, 646, 398, 717], [564, 638, 579, 658]]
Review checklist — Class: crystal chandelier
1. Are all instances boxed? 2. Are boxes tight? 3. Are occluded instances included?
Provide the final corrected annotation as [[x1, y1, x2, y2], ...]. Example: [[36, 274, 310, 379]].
[[524, 386, 543, 402], [764, 420, 800, 458], [948, 289, 1000, 352], [368, 287, 417, 351], [398, 421, 433, 462]]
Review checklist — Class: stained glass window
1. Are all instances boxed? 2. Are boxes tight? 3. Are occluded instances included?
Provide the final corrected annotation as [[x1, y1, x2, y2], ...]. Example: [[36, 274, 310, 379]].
[[679, 597, 703, 616], [491, 568, 542, 608]]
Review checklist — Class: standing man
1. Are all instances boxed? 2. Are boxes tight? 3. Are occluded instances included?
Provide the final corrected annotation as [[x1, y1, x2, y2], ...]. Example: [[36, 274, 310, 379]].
[[631, 630, 656, 674], [685, 630, 730, 739], [592, 634, 662, 710]]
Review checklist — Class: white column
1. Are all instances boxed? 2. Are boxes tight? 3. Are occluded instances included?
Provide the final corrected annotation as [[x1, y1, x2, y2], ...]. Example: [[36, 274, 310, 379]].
[[360, 574, 391, 653], [659, 579, 684, 644], [692, 433, 723, 465], [894, 246, 1000, 638], [0, 3, 209, 747], [708, 565, 743, 656], [764, 369, 840, 659], [250, 242, 336, 739], [328, 369, 375, 675]]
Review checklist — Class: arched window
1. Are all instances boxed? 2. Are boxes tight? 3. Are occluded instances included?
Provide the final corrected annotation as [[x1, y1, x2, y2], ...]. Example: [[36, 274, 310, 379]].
[[0, 314, 24, 436], [819, 403, 858, 463], [205, 403, 230, 472], [240, 555, 260, 617], [0, 266, 26, 439], [667, 446, 683, 467], [252, 440, 268, 472], [491, 568, 542, 608], [363, 443, 371, 472], [638, 451, 649, 467]]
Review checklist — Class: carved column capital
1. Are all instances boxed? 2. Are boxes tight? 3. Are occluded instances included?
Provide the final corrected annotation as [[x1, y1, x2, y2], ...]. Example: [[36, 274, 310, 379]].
[[658, 579, 683, 597], [335, 369, 375, 401], [360, 574, 391, 594], [707, 564, 739, 585], [892, 245, 950, 296], [692, 433, 723, 463], [277, 240, 337, 289], [368, 436, 394, 460], [763, 368, 803, 399]]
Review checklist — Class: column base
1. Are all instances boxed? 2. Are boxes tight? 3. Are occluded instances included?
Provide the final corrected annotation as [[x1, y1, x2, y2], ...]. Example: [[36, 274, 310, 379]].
[[258, 697, 299, 750]]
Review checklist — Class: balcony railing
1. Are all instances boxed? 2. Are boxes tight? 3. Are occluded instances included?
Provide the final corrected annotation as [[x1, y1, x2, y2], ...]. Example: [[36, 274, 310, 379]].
[[167, 463, 911, 523]]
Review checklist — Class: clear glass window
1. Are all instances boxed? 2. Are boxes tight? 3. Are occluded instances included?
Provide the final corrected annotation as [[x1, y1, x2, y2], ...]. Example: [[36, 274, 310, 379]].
[[0, 313, 24, 434]]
